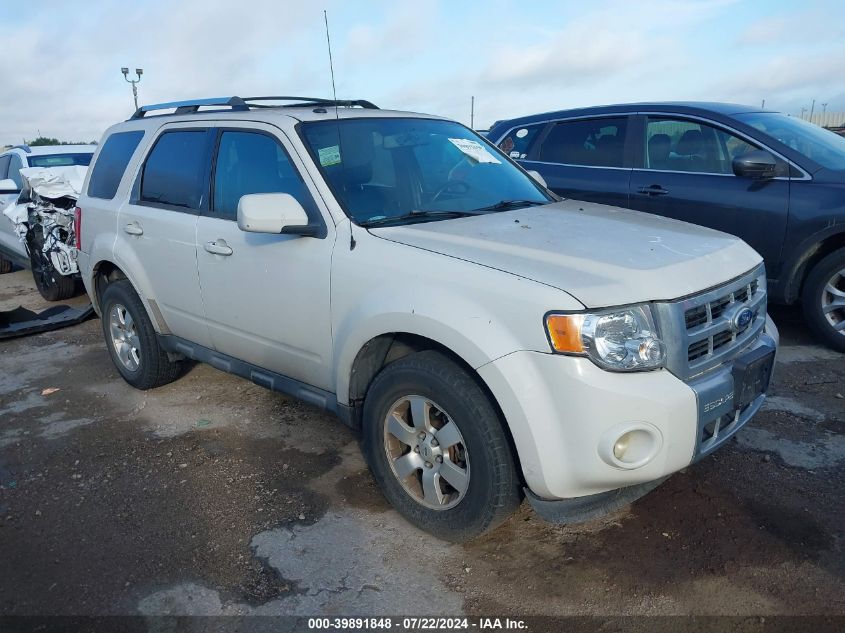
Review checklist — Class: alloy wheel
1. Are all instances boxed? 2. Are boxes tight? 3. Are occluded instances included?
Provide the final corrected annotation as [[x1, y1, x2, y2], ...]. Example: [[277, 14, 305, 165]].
[[383, 395, 470, 510]]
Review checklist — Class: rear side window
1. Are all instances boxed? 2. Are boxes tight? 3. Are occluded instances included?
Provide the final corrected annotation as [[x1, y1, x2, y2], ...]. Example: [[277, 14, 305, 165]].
[[88, 131, 144, 199], [497, 123, 544, 159], [212, 131, 310, 219], [141, 131, 209, 209], [0, 155, 9, 180], [538, 117, 628, 167]]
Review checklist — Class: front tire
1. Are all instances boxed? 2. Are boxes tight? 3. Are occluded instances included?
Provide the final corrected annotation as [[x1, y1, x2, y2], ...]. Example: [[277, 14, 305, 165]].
[[362, 350, 521, 541], [802, 249, 845, 352], [0, 256, 12, 274], [100, 279, 182, 389], [26, 226, 76, 301]]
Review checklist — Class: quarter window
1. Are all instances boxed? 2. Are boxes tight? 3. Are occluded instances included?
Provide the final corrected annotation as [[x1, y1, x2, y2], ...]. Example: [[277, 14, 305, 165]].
[[212, 131, 310, 220], [88, 131, 144, 199], [497, 123, 544, 159], [538, 118, 628, 167], [141, 130, 209, 209], [644, 117, 763, 175]]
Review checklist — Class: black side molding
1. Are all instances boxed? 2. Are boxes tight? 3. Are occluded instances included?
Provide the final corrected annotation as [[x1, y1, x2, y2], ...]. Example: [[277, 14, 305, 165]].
[[157, 335, 359, 430]]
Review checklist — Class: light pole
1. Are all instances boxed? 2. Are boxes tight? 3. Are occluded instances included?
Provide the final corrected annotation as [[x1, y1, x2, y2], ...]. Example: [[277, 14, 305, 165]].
[[121, 67, 143, 110], [822, 103, 828, 114]]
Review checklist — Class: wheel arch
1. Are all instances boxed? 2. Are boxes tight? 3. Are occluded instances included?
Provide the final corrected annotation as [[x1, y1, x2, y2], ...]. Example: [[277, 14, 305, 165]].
[[344, 331, 526, 486], [778, 228, 845, 304], [90, 259, 168, 334]]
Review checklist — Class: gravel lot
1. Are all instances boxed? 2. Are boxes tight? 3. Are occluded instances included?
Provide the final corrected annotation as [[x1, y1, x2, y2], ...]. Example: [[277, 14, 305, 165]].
[[1, 268, 843, 619]]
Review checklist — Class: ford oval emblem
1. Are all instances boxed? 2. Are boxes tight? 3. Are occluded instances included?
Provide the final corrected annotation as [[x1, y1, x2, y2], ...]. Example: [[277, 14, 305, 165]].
[[733, 307, 754, 331]]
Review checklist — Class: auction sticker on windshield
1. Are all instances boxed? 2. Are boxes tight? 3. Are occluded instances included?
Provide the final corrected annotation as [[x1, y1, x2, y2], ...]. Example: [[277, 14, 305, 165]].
[[318, 145, 341, 166], [448, 138, 501, 164]]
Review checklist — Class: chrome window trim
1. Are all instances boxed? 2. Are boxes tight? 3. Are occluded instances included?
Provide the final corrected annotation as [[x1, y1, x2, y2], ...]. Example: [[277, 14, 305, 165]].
[[493, 111, 812, 181]]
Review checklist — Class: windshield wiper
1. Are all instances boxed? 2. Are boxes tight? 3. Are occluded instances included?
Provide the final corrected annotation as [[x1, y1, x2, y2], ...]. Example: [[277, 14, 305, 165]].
[[358, 210, 483, 228], [471, 199, 549, 213]]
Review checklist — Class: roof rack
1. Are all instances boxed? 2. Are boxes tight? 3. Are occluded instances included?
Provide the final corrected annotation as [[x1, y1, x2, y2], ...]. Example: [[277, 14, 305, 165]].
[[129, 96, 379, 120]]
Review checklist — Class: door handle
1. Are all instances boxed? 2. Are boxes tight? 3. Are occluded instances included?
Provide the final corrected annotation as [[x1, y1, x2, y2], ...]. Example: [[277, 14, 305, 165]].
[[124, 222, 144, 236], [636, 185, 669, 196], [204, 240, 233, 256]]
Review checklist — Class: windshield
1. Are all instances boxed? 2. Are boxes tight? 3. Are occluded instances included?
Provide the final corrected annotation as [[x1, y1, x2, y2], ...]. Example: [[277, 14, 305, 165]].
[[27, 153, 93, 168], [300, 118, 551, 225], [735, 112, 845, 170]]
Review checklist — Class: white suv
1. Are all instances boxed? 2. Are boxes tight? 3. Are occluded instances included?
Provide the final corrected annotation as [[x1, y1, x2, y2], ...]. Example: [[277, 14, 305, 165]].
[[0, 144, 95, 291], [76, 96, 778, 540]]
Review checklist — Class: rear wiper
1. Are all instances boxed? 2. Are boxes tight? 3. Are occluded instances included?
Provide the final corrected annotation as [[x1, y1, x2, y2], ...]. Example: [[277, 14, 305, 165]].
[[471, 199, 548, 213], [358, 209, 483, 228]]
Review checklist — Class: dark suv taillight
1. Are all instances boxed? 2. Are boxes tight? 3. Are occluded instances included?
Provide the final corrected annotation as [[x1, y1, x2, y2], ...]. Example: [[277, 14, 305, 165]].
[[73, 206, 82, 248]]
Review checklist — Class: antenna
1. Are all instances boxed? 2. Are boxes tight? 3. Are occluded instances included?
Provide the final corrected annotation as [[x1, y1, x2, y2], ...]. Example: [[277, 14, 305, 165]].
[[324, 10, 338, 104], [324, 10, 355, 249]]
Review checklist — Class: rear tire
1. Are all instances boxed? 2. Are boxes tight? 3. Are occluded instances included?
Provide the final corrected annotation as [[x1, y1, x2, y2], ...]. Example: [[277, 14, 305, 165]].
[[0, 257, 11, 274], [802, 249, 845, 353], [362, 350, 521, 542], [100, 279, 182, 389], [26, 226, 77, 301]]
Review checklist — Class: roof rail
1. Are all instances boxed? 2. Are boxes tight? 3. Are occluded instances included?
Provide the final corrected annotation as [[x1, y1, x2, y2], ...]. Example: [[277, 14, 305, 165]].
[[128, 95, 378, 120], [12, 144, 32, 153], [242, 96, 379, 110], [130, 97, 249, 120]]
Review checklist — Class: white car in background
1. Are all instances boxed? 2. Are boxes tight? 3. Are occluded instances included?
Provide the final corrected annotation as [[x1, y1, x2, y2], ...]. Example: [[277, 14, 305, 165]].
[[0, 144, 95, 298]]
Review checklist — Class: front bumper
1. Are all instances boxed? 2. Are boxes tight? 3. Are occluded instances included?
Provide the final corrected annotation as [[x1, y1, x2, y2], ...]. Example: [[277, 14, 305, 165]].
[[478, 315, 779, 503]]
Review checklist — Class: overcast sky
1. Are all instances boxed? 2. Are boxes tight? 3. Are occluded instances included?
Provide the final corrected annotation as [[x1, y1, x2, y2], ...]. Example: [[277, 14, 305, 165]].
[[1, 0, 843, 144]]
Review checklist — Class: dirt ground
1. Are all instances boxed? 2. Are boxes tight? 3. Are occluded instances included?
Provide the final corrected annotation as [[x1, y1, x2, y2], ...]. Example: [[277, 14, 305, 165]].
[[1, 268, 843, 620]]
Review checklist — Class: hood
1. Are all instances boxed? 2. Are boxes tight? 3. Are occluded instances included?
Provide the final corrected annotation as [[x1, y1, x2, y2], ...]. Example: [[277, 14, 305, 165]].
[[369, 200, 762, 308]]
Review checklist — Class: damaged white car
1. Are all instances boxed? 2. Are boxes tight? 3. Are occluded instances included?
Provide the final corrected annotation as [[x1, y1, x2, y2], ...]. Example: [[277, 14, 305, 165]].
[[1, 166, 86, 300]]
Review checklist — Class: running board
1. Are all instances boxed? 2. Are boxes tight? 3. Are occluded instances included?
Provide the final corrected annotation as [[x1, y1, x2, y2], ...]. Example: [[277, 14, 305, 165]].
[[157, 335, 356, 427]]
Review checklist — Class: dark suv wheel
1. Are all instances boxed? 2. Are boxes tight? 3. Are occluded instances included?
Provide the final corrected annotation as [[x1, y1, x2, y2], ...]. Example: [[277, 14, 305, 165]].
[[26, 225, 77, 301], [100, 279, 182, 389], [362, 350, 521, 542], [803, 249, 845, 352], [0, 256, 12, 274]]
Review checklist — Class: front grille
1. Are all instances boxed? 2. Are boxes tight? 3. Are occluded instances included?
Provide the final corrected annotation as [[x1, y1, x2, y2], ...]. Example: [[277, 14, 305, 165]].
[[654, 265, 767, 381]]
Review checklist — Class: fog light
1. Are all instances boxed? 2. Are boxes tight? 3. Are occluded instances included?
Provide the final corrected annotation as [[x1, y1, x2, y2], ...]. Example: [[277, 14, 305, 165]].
[[599, 424, 662, 470], [613, 434, 630, 460]]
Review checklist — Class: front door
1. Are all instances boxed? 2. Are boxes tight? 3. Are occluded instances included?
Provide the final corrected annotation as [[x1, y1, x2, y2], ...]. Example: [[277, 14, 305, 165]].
[[0, 154, 24, 257], [628, 115, 790, 274], [195, 124, 334, 390]]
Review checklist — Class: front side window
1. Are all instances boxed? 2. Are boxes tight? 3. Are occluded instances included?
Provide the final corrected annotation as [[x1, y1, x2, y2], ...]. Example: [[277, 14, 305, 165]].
[[141, 130, 209, 209], [300, 118, 551, 226], [644, 117, 764, 175], [736, 111, 845, 171], [538, 117, 628, 167], [212, 131, 310, 220], [88, 131, 144, 200]]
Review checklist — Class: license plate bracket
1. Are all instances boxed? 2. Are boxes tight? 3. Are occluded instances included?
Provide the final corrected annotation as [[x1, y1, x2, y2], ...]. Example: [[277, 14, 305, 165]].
[[732, 346, 775, 410]]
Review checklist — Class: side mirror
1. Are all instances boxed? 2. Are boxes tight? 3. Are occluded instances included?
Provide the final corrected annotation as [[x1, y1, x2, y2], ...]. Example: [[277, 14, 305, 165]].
[[527, 170, 547, 188], [0, 178, 20, 194], [237, 193, 317, 236], [732, 150, 778, 180]]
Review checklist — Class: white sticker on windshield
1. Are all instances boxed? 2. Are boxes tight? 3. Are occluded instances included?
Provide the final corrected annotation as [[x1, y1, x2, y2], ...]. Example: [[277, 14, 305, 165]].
[[448, 138, 501, 164], [515, 128, 528, 138], [318, 145, 341, 166]]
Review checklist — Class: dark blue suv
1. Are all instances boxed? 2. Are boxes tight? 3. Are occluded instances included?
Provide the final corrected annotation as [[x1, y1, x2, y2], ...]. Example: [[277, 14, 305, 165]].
[[489, 103, 845, 351]]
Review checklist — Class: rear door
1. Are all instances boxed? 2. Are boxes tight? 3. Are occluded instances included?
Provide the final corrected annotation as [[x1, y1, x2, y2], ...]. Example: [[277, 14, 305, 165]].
[[195, 123, 335, 390], [116, 124, 214, 346], [516, 115, 633, 207], [627, 115, 790, 270]]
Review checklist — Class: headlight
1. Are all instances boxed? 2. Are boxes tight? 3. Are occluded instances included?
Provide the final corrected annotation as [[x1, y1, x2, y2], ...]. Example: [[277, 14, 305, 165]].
[[545, 305, 665, 371]]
